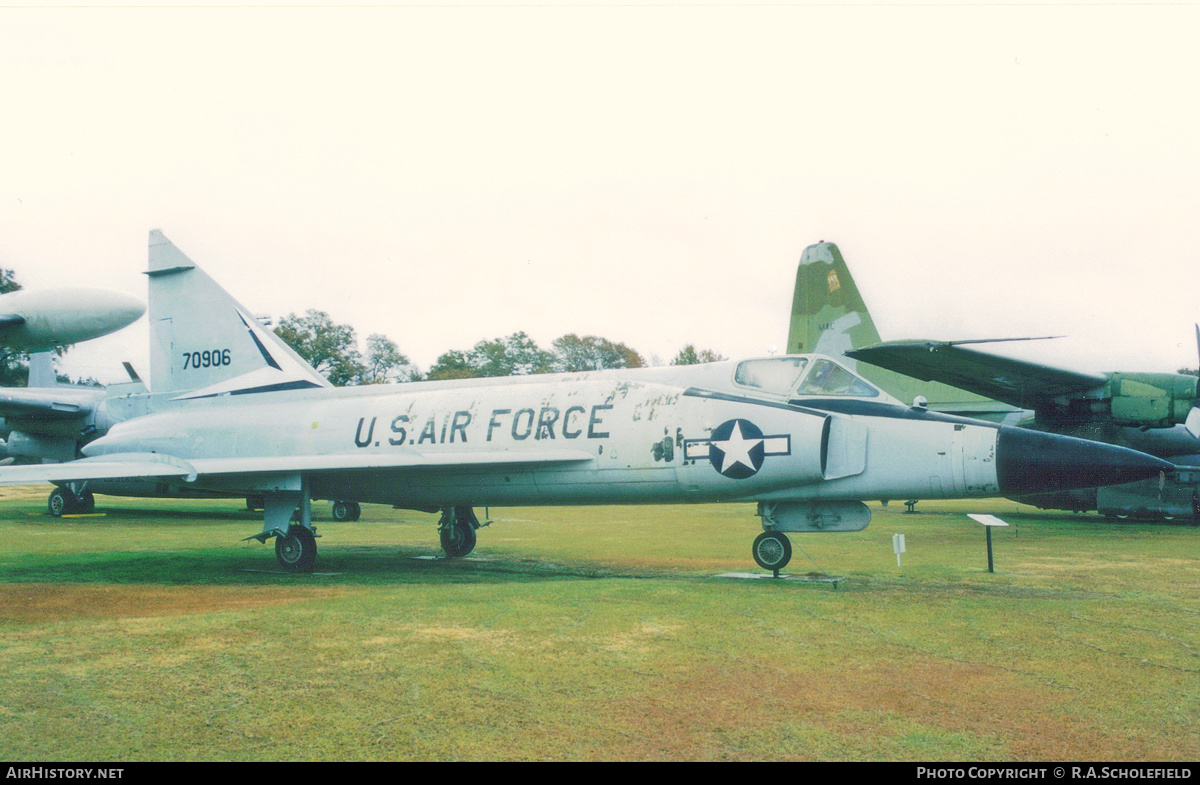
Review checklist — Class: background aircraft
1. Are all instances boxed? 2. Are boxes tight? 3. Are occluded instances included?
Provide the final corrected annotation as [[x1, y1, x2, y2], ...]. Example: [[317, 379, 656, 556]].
[[0, 231, 1174, 574], [0, 287, 144, 352], [0, 286, 145, 475], [787, 241, 1200, 521]]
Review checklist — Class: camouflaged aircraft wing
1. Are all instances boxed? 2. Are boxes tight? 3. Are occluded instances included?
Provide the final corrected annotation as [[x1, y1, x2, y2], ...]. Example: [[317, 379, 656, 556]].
[[0, 449, 596, 485], [846, 340, 1107, 409]]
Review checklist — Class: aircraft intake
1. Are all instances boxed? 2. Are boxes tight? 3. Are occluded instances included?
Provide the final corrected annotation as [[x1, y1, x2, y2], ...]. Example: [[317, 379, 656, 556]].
[[995, 427, 1175, 496]]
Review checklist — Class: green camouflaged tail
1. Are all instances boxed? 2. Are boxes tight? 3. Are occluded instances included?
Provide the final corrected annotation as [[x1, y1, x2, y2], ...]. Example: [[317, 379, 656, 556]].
[[787, 242, 1020, 421]]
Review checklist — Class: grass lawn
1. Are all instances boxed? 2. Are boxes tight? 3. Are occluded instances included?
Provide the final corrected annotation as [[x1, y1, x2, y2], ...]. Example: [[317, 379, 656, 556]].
[[0, 486, 1196, 761]]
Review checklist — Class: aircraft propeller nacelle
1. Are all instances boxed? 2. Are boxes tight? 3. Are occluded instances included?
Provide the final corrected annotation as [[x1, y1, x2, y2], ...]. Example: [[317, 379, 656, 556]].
[[1104, 372, 1199, 429]]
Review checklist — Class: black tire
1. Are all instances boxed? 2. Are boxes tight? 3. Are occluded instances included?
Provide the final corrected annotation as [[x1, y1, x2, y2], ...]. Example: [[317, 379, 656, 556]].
[[48, 488, 72, 517], [331, 502, 353, 522], [752, 531, 792, 572], [440, 522, 477, 558], [275, 525, 318, 572], [246, 496, 264, 512], [348, 502, 361, 522], [77, 491, 95, 514]]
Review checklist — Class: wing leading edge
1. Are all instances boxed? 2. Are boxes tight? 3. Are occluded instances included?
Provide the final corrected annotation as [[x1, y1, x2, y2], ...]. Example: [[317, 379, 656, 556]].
[[0, 448, 598, 486]]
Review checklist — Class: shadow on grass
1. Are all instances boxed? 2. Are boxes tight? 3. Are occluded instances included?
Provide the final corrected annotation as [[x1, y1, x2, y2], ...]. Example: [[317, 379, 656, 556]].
[[0, 542, 659, 588], [1, 543, 1126, 607], [12, 506, 264, 526]]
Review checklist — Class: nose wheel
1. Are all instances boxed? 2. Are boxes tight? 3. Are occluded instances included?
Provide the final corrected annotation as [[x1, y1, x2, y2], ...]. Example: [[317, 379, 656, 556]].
[[752, 531, 792, 573]]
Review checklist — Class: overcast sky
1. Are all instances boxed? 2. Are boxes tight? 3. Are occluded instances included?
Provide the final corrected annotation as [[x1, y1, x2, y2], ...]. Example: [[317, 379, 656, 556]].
[[3, 2, 1198, 385]]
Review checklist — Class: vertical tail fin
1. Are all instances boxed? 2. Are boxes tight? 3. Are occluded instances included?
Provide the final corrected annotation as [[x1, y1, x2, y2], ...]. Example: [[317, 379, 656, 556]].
[[787, 240, 1020, 420], [786, 242, 882, 355], [146, 230, 330, 397]]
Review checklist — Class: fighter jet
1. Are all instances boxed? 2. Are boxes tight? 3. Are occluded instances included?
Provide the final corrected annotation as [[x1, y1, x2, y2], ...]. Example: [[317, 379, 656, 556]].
[[0, 286, 144, 352], [0, 231, 1174, 573], [787, 241, 1200, 521]]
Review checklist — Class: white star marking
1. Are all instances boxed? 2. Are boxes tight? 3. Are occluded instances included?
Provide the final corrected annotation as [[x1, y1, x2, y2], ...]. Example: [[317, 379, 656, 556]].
[[711, 421, 763, 474]]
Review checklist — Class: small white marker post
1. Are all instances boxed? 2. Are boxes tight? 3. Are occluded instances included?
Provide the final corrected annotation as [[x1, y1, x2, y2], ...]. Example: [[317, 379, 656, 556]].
[[967, 514, 1008, 573], [892, 533, 905, 568]]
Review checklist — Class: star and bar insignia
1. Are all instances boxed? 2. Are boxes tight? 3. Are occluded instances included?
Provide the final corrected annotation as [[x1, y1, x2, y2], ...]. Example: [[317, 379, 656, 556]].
[[684, 419, 791, 479]]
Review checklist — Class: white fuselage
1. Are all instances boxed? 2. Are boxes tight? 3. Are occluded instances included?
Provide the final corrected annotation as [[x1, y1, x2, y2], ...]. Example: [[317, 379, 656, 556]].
[[84, 362, 1003, 509]]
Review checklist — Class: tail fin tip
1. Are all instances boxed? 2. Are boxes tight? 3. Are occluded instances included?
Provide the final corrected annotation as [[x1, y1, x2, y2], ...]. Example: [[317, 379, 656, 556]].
[[799, 241, 841, 267], [786, 239, 880, 355], [147, 229, 196, 276]]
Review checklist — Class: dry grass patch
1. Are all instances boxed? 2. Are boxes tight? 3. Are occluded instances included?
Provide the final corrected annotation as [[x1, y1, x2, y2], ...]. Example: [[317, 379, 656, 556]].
[[0, 583, 343, 624], [413, 625, 517, 647], [0, 485, 56, 504], [603, 621, 682, 654], [603, 655, 1189, 761]]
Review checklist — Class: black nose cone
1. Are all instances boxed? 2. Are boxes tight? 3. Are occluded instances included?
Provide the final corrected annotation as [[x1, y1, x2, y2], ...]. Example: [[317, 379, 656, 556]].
[[996, 427, 1175, 496]]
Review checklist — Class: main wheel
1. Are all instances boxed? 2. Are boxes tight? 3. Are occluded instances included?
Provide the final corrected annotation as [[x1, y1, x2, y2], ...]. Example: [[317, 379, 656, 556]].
[[48, 488, 73, 517], [76, 491, 95, 514], [275, 525, 318, 572], [331, 502, 362, 522], [439, 522, 477, 558], [752, 531, 792, 572]]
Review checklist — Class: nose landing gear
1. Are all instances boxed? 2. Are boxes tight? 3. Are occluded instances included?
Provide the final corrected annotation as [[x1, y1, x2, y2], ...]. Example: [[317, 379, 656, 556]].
[[752, 531, 792, 574]]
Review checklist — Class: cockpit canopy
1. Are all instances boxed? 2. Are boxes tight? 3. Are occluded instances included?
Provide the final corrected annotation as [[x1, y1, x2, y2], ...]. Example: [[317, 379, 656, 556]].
[[734, 356, 882, 399]]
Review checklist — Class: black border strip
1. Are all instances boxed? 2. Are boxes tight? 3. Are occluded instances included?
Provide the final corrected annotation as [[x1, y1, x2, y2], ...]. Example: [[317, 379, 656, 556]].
[[236, 310, 283, 370]]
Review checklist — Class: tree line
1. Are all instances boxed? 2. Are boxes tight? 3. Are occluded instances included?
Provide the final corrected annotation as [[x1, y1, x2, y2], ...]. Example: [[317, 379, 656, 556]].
[[272, 308, 727, 385], [0, 269, 27, 386]]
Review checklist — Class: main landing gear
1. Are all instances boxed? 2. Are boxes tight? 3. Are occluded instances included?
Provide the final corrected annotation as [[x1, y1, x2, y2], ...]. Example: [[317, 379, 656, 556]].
[[438, 506, 480, 558], [274, 524, 318, 572], [331, 501, 362, 522], [245, 481, 322, 573], [245, 495, 483, 568], [48, 485, 95, 516], [249, 496, 360, 523]]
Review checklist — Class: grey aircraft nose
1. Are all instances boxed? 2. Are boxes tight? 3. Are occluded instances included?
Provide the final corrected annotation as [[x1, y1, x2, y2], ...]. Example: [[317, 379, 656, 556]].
[[995, 427, 1176, 496]]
